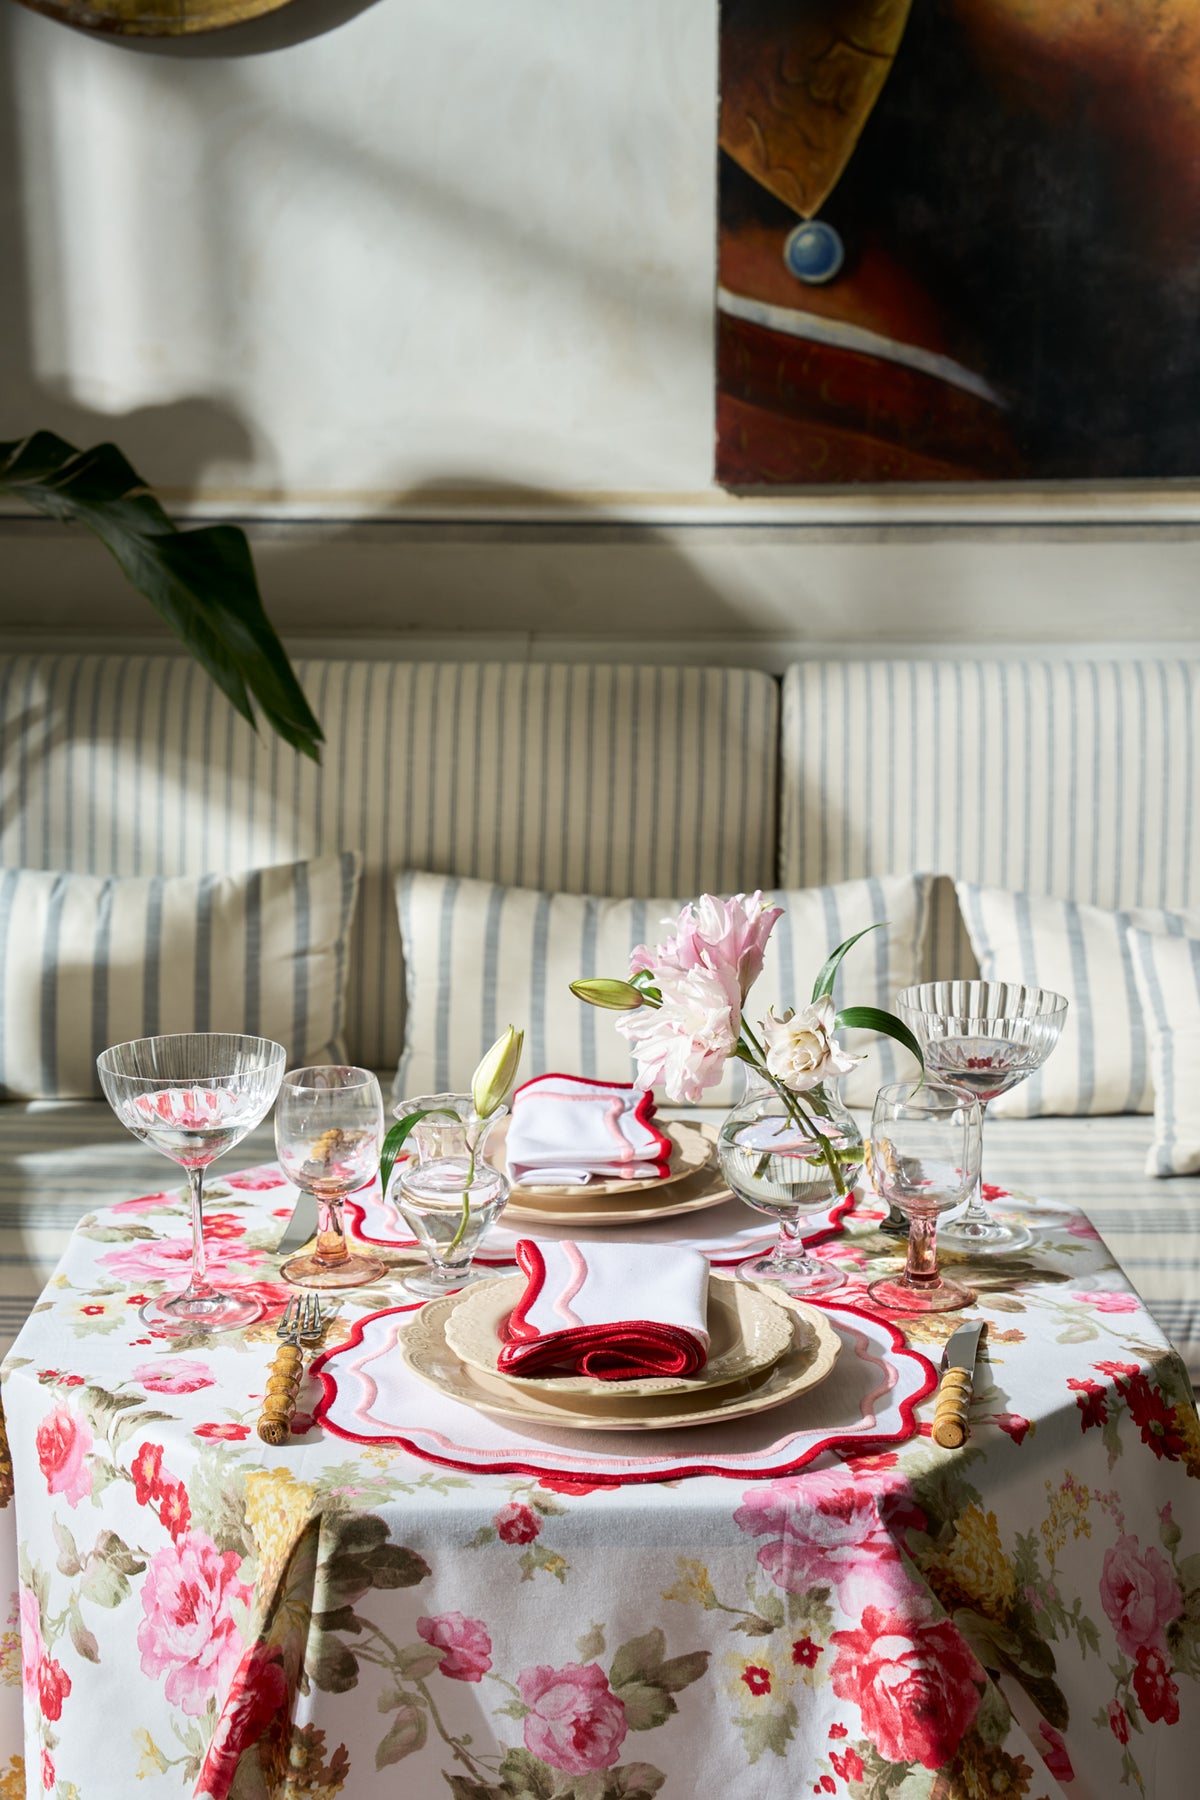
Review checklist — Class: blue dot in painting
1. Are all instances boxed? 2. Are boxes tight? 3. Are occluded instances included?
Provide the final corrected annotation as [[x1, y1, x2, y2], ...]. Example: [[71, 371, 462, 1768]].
[[783, 221, 845, 285]]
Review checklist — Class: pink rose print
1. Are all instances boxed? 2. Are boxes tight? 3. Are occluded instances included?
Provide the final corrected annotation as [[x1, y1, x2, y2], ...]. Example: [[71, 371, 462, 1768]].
[[40, 1750, 54, 1792], [1100, 1536, 1182, 1655], [993, 1412, 1030, 1445], [226, 1166, 287, 1190], [133, 1359, 216, 1395], [112, 1190, 175, 1215], [734, 1469, 923, 1611], [37, 1656, 71, 1722], [416, 1613, 492, 1682], [829, 1603, 982, 1770], [517, 1662, 627, 1775], [1108, 1699, 1130, 1744], [101, 1235, 250, 1286], [1071, 1289, 1139, 1314], [1067, 1216, 1102, 1240], [198, 1641, 288, 1800], [137, 1531, 251, 1715], [1133, 1645, 1180, 1725], [1038, 1722, 1074, 1782], [19, 1589, 43, 1696], [194, 1423, 251, 1442], [495, 1502, 541, 1545], [35, 1403, 93, 1506], [740, 1664, 771, 1695]]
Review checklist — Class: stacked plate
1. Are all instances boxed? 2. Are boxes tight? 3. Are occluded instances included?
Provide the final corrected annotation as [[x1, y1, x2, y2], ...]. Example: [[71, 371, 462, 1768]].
[[402, 1271, 842, 1431], [491, 1117, 735, 1227]]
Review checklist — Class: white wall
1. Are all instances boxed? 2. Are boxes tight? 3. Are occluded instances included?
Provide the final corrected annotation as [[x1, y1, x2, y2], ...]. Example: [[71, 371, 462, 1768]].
[[1, 0, 1199, 655]]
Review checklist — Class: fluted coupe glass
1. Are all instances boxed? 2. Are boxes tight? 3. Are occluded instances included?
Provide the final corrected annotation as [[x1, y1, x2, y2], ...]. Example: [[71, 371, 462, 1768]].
[[895, 982, 1068, 1253], [275, 1066, 387, 1289], [866, 1081, 983, 1313], [97, 1032, 286, 1330]]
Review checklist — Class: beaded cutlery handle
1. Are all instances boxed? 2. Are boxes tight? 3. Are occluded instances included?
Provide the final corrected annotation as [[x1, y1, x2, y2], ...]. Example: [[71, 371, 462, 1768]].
[[932, 1366, 973, 1449], [257, 1295, 324, 1446]]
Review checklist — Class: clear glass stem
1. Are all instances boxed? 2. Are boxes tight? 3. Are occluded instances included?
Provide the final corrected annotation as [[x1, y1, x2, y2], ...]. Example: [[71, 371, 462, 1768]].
[[955, 1099, 992, 1228], [904, 1211, 940, 1287], [182, 1166, 216, 1302]]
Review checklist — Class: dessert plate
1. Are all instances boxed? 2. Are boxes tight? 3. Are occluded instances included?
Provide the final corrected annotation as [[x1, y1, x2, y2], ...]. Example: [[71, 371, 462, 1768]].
[[492, 1116, 711, 1199], [442, 1270, 793, 1397], [402, 1285, 840, 1431], [499, 1123, 733, 1225]]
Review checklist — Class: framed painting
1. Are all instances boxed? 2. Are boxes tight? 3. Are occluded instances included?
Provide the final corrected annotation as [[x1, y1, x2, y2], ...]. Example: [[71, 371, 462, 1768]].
[[716, 0, 1200, 487]]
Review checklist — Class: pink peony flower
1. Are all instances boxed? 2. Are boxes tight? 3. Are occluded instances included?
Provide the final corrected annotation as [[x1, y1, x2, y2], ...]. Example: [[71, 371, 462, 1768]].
[[616, 959, 742, 1102], [829, 1603, 982, 1770], [734, 1469, 923, 1612], [1038, 1722, 1074, 1782], [137, 1531, 251, 1715], [517, 1662, 627, 1774], [494, 1502, 541, 1545], [100, 1234, 251, 1286], [197, 1641, 288, 1800], [416, 1613, 492, 1682], [1100, 1536, 1182, 1655], [761, 998, 862, 1094], [1072, 1289, 1139, 1314], [632, 892, 783, 1002], [225, 1167, 287, 1191], [133, 1359, 216, 1395], [35, 1404, 93, 1507]]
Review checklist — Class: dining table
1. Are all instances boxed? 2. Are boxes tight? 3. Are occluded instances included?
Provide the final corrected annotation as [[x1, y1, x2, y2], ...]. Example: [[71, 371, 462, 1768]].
[[1, 1158, 1199, 1800]]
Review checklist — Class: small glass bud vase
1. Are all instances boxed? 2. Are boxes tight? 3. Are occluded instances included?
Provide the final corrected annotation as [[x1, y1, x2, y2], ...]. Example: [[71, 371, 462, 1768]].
[[391, 1093, 509, 1298], [718, 1069, 863, 1297]]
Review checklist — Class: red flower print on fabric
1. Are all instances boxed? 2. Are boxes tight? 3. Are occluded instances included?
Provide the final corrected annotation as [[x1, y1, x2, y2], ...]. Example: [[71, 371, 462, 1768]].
[[1108, 1699, 1130, 1744], [198, 1641, 288, 1800], [1038, 1722, 1074, 1782], [516, 1662, 627, 1774], [494, 1501, 540, 1545], [1067, 1377, 1108, 1431], [829, 1604, 982, 1770], [830, 1747, 864, 1782], [131, 1442, 165, 1506], [792, 1637, 822, 1668], [993, 1412, 1031, 1445], [193, 1422, 251, 1442], [741, 1665, 771, 1695], [1132, 1646, 1180, 1725]]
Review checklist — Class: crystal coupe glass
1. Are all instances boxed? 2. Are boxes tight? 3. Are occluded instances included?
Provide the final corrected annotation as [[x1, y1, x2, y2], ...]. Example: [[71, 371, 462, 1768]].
[[896, 981, 1068, 1253], [275, 1066, 387, 1289], [866, 1080, 983, 1313], [97, 1032, 286, 1330]]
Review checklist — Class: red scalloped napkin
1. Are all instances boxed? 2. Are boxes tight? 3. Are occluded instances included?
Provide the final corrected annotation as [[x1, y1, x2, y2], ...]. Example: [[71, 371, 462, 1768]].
[[496, 1238, 710, 1380]]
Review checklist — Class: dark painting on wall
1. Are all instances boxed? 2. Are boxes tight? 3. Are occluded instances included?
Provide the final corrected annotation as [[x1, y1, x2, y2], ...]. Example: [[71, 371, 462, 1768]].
[[716, 0, 1200, 486]]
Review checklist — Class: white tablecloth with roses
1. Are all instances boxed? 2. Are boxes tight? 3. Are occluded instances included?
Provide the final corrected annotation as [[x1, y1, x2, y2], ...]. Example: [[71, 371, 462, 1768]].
[[1, 1162, 1200, 1800]]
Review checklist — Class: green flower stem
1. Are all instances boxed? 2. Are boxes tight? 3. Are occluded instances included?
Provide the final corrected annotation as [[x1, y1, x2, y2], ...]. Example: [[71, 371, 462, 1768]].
[[736, 1021, 847, 1199], [446, 1143, 476, 1257]]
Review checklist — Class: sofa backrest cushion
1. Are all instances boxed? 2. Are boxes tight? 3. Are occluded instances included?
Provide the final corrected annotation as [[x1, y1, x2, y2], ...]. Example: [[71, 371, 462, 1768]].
[[780, 659, 1200, 981], [0, 657, 779, 1071]]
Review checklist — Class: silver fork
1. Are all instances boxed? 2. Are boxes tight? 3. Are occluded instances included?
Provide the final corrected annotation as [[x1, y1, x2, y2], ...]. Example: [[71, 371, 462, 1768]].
[[257, 1294, 327, 1444]]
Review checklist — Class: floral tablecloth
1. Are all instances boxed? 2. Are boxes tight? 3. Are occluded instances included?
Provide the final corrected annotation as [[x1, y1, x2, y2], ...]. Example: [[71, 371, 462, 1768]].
[[2, 1166, 1200, 1800]]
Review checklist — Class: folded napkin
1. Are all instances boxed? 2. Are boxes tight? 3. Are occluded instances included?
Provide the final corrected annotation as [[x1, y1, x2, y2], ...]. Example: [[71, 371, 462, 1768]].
[[505, 1073, 673, 1186], [496, 1238, 710, 1380]]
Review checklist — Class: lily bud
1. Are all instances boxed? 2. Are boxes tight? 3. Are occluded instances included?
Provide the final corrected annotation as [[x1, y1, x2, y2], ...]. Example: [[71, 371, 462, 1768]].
[[569, 978, 646, 1011], [471, 1026, 524, 1119]]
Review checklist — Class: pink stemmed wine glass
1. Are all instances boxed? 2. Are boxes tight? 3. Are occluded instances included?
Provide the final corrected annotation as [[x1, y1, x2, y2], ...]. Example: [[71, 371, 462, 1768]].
[[866, 1080, 983, 1314], [97, 1032, 286, 1331]]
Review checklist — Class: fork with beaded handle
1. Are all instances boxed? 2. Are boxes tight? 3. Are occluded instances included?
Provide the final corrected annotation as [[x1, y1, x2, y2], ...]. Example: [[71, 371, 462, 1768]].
[[257, 1294, 326, 1445]]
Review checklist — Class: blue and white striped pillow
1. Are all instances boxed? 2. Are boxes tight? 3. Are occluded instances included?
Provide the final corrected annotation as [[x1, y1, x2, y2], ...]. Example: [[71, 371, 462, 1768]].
[[956, 881, 1200, 1116], [0, 853, 361, 1099], [1127, 927, 1200, 1176], [393, 869, 931, 1110]]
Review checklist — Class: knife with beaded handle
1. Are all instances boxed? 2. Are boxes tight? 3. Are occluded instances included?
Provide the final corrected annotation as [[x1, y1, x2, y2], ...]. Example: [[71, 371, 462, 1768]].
[[933, 1319, 985, 1449]]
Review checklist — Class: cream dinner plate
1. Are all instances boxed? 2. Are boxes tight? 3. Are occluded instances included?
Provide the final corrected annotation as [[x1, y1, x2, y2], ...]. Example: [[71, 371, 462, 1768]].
[[402, 1285, 841, 1432], [442, 1270, 794, 1398], [491, 1116, 711, 1199], [498, 1122, 733, 1226]]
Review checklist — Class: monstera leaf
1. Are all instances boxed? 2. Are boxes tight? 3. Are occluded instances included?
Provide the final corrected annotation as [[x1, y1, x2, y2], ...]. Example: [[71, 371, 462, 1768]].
[[0, 431, 323, 761]]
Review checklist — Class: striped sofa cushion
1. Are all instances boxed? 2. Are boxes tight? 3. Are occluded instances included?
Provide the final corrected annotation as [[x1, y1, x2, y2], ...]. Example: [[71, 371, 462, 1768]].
[[0, 657, 779, 1073], [393, 868, 929, 1110], [1128, 927, 1200, 1175], [780, 659, 1200, 983], [0, 854, 359, 1099]]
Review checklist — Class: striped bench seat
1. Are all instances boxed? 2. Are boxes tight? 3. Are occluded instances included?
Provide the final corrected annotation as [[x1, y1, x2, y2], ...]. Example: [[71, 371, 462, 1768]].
[[3, 1101, 1198, 1386]]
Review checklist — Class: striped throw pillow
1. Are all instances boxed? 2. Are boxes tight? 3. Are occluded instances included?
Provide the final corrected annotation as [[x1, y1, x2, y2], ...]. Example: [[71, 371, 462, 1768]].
[[956, 881, 1199, 1116], [0, 853, 361, 1100], [1127, 927, 1200, 1176], [393, 869, 930, 1110]]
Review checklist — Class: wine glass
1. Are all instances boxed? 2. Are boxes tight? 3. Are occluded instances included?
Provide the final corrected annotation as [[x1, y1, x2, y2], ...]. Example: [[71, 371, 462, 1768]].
[[866, 1081, 982, 1313], [717, 1068, 863, 1297], [97, 1032, 286, 1331], [895, 981, 1068, 1253], [390, 1095, 510, 1298], [275, 1067, 388, 1289]]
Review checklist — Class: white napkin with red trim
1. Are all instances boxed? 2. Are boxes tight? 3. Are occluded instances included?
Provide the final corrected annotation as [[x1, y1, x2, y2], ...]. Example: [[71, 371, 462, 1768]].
[[496, 1238, 710, 1380], [504, 1074, 672, 1187]]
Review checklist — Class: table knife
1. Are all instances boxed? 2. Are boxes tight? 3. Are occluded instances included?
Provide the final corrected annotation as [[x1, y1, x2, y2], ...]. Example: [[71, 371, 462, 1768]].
[[275, 1191, 318, 1255], [933, 1319, 985, 1449]]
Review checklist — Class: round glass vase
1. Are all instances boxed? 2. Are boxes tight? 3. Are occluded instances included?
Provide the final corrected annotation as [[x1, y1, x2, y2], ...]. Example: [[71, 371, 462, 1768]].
[[718, 1070, 863, 1298], [391, 1094, 510, 1298]]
